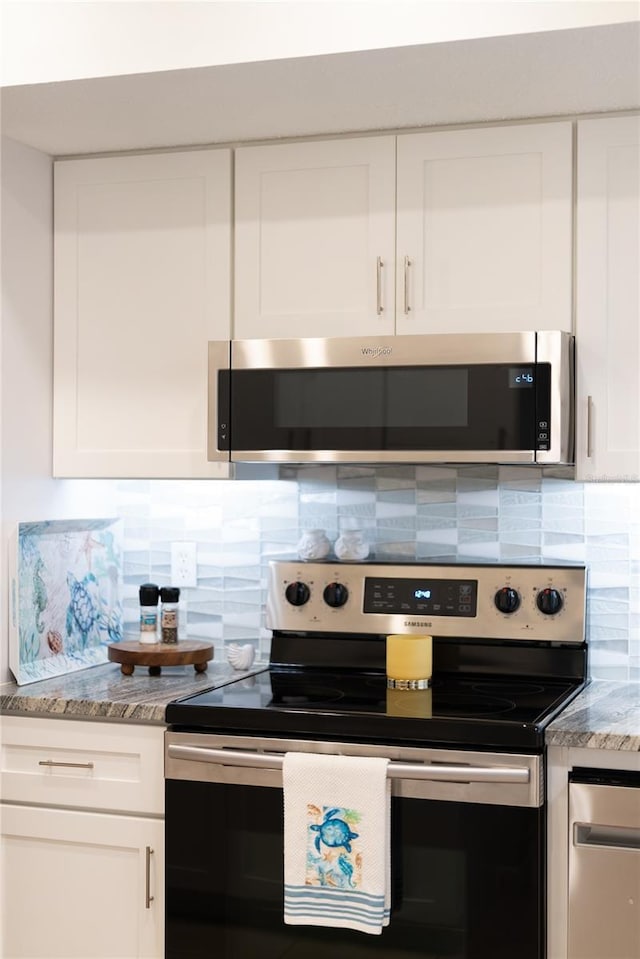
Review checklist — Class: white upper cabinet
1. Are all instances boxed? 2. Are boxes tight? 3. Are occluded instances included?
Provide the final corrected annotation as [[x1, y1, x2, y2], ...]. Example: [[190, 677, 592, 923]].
[[575, 116, 640, 482], [54, 149, 232, 478], [396, 122, 573, 334], [234, 122, 572, 340], [234, 136, 396, 339]]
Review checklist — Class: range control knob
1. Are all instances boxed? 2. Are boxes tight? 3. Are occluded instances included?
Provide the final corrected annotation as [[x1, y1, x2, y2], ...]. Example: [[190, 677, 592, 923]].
[[323, 582, 349, 609], [537, 587, 564, 616], [285, 581, 311, 607], [494, 587, 521, 614]]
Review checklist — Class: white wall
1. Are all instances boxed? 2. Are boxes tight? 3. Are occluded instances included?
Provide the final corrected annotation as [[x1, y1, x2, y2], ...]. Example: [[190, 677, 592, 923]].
[[2, 0, 638, 87], [0, 136, 117, 683]]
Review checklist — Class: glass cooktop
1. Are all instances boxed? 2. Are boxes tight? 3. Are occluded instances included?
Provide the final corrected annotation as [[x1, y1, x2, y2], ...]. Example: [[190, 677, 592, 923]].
[[166, 667, 585, 751]]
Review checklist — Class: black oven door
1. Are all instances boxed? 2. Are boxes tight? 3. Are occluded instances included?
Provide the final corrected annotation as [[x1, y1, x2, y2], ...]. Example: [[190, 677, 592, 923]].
[[165, 735, 545, 959], [212, 331, 572, 465]]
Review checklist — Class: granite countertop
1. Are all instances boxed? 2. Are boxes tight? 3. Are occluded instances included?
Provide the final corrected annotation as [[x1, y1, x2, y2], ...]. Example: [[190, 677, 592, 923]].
[[2, 665, 638, 747], [0, 660, 267, 724], [546, 680, 640, 751]]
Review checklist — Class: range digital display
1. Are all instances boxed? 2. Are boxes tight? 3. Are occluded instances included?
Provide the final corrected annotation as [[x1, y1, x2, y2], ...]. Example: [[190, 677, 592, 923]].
[[364, 577, 478, 617]]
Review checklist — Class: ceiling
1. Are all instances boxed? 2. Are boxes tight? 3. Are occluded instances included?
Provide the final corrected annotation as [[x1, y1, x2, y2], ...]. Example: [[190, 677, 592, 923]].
[[2, 20, 639, 157]]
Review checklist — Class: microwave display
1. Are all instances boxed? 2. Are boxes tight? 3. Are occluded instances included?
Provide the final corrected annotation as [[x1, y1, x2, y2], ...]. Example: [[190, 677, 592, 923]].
[[509, 368, 536, 389]]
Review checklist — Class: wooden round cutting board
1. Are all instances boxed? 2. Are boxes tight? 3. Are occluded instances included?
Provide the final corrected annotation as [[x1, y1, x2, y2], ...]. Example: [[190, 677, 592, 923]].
[[108, 639, 214, 676]]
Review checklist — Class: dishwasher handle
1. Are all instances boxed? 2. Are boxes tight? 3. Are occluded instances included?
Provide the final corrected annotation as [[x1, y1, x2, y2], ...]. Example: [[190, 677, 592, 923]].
[[167, 743, 530, 784], [574, 822, 640, 851]]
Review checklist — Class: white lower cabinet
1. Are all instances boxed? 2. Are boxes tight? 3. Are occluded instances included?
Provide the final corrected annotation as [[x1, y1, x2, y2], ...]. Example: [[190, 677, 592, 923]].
[[1, 805, 164, 959], [0, 717, 165, 959]]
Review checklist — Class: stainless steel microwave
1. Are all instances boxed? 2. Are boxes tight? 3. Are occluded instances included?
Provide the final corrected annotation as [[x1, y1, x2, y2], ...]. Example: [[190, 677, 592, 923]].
[[207, 331, 574, 466]]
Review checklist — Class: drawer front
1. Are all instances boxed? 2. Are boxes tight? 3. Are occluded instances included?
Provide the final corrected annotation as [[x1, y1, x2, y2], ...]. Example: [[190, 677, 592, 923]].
[[0, 716, 164, 815]]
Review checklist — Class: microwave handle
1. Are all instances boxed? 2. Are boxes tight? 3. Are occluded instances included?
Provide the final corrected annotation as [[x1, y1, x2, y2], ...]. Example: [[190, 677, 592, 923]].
[[207, 340, 231, 462]]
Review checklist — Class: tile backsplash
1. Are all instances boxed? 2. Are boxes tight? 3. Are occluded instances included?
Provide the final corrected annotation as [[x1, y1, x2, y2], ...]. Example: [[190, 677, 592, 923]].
[[116, 466, 640, 681]]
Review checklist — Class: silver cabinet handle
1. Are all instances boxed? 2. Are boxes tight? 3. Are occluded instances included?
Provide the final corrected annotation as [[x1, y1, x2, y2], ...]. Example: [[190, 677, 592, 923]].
[[586, 395, 594, 458], [403, 255, 411, 314], [376, 256, 384, 315], [38, 760, 94, 770], [145, 846, 154, 909], [167, 744, 529, 784]]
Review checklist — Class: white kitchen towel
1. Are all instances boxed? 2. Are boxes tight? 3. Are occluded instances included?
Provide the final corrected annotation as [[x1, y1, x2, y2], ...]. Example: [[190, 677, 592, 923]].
[[283, 752, 391, 935]]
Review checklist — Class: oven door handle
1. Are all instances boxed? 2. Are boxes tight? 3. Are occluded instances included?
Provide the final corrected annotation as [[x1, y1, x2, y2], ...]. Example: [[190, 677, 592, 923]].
[[167, 744, 530, 784]]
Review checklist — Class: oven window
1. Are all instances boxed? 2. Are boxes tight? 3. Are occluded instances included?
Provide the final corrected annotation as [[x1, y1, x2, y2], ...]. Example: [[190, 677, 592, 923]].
[[166, 780, 544, 959]]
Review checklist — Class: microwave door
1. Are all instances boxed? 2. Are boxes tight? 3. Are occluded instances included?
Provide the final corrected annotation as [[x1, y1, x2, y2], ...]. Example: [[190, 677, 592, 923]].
[[223, 377, 539, 465]]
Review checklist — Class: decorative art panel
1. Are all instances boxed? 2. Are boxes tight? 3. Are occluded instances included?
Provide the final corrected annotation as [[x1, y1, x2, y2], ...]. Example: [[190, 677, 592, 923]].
[[9, 519, 123, 685]]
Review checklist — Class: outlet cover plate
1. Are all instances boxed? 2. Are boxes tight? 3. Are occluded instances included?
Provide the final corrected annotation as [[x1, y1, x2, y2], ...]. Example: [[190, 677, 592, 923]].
[[171, 541, 197, 588]]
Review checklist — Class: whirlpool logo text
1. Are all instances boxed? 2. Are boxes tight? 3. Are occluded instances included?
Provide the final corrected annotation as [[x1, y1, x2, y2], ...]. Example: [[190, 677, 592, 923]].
[[361, 347, 392, 357]]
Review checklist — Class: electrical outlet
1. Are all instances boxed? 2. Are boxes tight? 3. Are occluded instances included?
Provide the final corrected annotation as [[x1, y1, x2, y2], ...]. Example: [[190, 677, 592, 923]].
[[171, 541, 198, 588]]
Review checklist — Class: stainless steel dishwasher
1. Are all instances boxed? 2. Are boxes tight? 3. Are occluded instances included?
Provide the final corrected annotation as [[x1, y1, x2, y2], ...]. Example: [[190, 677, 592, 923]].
[[568, 768, 640, 959]]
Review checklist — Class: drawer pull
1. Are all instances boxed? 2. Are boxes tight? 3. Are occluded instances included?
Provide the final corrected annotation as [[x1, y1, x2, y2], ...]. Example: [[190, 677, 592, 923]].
[[145, 846, 154, 909], [38, 760, 95, 770]]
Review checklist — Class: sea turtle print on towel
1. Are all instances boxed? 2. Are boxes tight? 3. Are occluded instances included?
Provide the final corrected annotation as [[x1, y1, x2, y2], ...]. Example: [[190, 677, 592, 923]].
[[305, 804, 363, 889]]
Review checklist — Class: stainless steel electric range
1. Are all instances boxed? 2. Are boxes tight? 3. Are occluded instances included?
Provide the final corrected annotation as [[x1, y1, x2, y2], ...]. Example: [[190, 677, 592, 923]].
[[165, 560, 588, 959]]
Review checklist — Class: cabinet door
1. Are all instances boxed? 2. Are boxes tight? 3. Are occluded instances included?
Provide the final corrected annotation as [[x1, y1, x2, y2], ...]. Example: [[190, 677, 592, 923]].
[[575, 116, 640, 482], [234, 137, 396, 339], [396, 122, 572, 334], [54, 149, 231, 478], [1, 804, 164, 958]]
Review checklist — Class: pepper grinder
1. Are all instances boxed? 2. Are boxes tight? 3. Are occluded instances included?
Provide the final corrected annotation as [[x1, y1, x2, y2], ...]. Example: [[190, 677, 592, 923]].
[[160, 586, 180, 644]]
